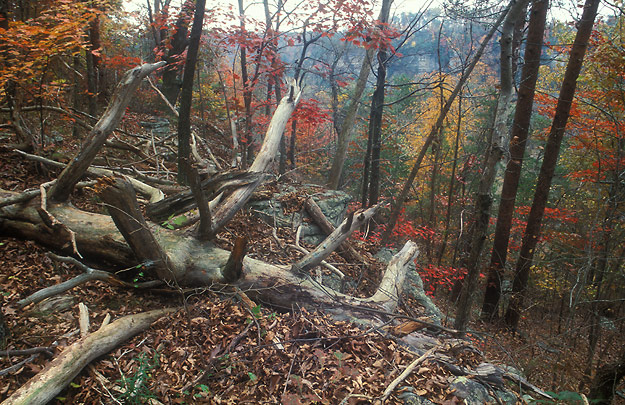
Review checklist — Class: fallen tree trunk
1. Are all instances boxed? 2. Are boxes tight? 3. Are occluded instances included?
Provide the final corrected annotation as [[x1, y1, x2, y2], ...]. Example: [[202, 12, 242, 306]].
[[304, 196, 367, 264], [49, 61, 166, 203], [1, 308, 175, 405], [0, 192, 417, 321], [1, 61, 423, 403]]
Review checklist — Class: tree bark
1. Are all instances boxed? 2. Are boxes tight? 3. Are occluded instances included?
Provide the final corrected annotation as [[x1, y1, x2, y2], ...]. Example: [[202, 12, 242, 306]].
[[481, 0, 549, 321], [86, 15, 100, 116], [2, 309, 175, 405], [504, 0, 600, 329], [177, 0, 206, 185], [453, 0, 530, 332], [237, 0, 254, 167], [161, 1, 193, 105], [437, 90, 462, 265], [304, 197, 367, 263], [0, 192, 418, 319], [362, 0, 393, 207], [49, 62, 165, 202], [99, 177, 179, 281], [291, 206, 377, 275], [326, 47, 375, 189]]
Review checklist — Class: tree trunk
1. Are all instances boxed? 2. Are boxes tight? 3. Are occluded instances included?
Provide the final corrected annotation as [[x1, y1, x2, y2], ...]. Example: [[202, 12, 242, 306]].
[[326, 47, 375, 189], [237, 0, 254, 168], [481, 0, 548, 321], [504, 0, 600, 329], [86, 14, 101, 116], [454, 0, 530, 332], [588, 348, 625, 405], [177, 0, 206, 185], [437, 90, 462, 265], [363, 0, 392, 207], [382, 2, 510, 241], [161, 1, 193, 105], [428, 24, 445, 260], [2, 309, 174, 405], [0, 193, 418, 320], [48, 62, 166, 202]]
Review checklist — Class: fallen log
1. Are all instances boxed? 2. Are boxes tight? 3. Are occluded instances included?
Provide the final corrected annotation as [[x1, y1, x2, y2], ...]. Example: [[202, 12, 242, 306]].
[[1, 308, 175, 405], [304, 196, 367, 264], [0, 191, 418, 322], [49, 61, 166, 202]]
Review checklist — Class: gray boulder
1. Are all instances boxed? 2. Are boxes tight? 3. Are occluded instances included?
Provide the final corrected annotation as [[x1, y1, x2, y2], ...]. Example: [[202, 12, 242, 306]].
[[248, 188, 352, 246]]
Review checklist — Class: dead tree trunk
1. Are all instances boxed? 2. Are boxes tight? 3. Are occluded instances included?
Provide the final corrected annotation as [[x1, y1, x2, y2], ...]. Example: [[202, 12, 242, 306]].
[[0, 62, 426, 402], [2, 309, 174, 405], [49, 62, 166, 202], [0, 194, 418, 320], [1, 63, 419, 324]]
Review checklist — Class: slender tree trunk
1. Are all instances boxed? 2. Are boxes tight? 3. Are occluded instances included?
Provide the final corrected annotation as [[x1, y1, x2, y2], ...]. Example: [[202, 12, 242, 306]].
[[505, 0, 600, 329], [382, 2, 510, 241], [362, 0, 393, 207], [326, 48, 375, 189], [237, 0, 253, 168], [286, 31, 319, 172], [161, 1, 193, 105], [85, 3, 103, 116], [437, 90, 462, 265], [585, 176, 619, 379], [86, 49, 97, 116], [454, 0, 530, 331], [177, 0, 205, 185], [72, 55, 81, 139], [481, 0, 549, 320], [428, 22, 445, 260]]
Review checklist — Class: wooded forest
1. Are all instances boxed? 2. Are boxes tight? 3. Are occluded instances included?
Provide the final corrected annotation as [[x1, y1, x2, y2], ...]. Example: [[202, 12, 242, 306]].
[[0, 0, 624, 403]]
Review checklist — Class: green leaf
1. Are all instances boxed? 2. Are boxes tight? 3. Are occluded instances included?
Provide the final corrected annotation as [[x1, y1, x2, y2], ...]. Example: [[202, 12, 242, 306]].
[[172, 215, 187, 226], [247, 372, 257, 381]]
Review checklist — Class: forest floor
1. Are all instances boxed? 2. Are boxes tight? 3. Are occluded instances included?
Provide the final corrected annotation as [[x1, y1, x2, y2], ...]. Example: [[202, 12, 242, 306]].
[[0, 122, 623, 404]]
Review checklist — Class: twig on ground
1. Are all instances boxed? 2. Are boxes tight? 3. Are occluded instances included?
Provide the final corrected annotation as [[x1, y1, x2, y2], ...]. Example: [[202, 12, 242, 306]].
[[377, 344, 442, 403], [0, 354, 39, 377]]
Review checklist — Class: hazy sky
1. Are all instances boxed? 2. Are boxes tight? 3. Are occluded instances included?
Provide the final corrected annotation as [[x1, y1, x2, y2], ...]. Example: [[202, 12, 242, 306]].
[[123, 0, 595, 24]]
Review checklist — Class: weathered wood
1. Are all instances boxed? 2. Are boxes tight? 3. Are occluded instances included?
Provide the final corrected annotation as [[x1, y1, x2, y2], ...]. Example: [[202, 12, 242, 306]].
[[49, 62, 165, 202], [187, 165, 212, 240], [17, 268, 111, 308], [16, 148, 165, 203], [377, 344, 442, 404], [209, 81, 302, 236], [97, 177, 178, 281], [0, 180, 96, 209], [0, 194, 418, 323], [145, 170, 262, 223], [291, 205, 377, 275], [222, 236, 247, 282], [304, 196, 367, 264], [1, 308, 175, 405], [16, 254, 161, 308]]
